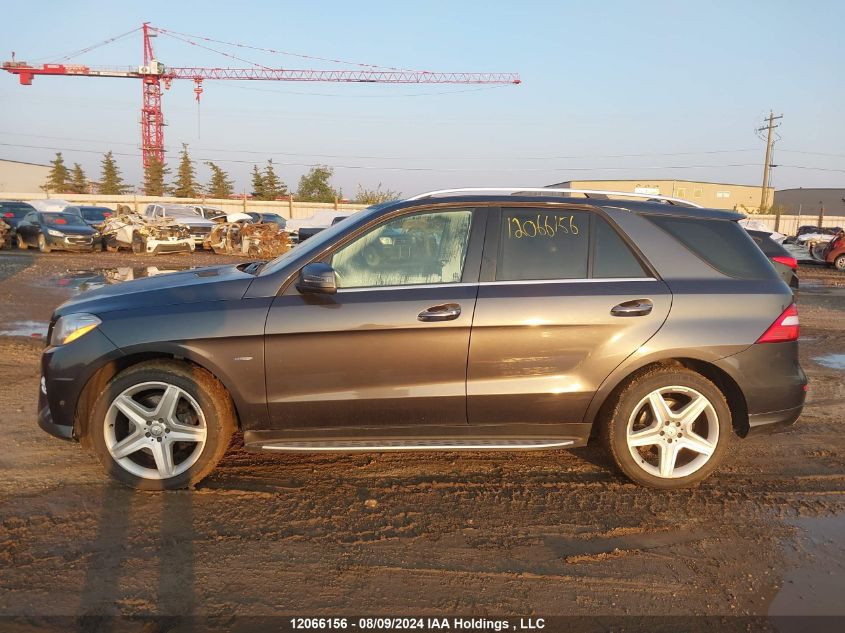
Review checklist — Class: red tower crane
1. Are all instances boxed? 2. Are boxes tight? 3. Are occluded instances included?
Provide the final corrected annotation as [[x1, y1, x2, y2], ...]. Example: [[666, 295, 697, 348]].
[[2, 24, 520, 169]]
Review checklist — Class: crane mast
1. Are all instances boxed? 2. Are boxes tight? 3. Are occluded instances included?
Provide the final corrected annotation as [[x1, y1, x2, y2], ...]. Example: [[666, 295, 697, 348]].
[[2, 23, 520, 169]]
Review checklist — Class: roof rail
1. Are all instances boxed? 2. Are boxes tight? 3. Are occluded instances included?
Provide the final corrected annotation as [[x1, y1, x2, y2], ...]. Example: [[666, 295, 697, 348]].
[[405, 187, 703, 208]]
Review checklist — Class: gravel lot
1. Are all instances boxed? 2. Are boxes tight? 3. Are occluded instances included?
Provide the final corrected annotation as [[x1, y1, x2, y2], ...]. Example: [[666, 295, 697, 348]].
[[0, 248, 843, 625]]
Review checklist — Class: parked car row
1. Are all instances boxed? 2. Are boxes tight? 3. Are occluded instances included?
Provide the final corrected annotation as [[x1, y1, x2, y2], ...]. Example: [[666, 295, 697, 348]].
[[0, 199, 293, 255]]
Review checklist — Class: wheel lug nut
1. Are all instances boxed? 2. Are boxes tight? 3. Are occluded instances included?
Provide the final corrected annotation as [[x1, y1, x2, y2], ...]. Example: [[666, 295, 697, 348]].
[[675, 421, 681, 427], [664, 421, 670, 426], [660, 431, 665, 436], [145, 432, 151, 438], [157, 437, 162, 442]]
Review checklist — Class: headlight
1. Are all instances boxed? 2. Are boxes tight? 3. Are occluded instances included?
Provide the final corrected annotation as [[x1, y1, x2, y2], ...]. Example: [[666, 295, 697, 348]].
[[47, 229, 65, 237], [378, 236, 394, 245], [51, 313, 101, 346]]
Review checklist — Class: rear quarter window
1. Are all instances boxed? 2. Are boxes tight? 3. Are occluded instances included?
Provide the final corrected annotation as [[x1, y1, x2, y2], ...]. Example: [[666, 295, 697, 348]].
[[648, 215, 777, 279]]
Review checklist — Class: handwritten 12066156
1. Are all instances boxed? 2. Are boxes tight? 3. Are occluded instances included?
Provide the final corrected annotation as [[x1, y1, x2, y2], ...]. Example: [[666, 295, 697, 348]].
[[506, 214, 580, 239]]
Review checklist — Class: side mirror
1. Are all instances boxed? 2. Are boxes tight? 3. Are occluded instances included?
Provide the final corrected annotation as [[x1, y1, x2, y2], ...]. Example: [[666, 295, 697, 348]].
[[296, 262, 337, 294]]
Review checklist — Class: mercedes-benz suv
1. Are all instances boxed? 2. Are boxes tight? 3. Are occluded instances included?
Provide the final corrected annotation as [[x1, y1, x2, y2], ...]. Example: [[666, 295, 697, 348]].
[[37, 189, 807, 490]]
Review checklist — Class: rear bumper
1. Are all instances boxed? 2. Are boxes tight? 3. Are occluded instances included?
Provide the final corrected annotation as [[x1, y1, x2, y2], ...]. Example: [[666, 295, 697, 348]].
[[714, 341, 806, 436], [746, 404, 803, 436]]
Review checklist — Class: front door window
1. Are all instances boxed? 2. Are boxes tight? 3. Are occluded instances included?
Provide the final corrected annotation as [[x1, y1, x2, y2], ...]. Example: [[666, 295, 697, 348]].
[[330, 210, 473, 288]]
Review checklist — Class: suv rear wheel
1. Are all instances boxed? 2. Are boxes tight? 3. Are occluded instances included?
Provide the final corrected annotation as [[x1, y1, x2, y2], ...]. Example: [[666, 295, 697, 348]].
[[603, 367, 732, 489], [88, 360, 235, 490]]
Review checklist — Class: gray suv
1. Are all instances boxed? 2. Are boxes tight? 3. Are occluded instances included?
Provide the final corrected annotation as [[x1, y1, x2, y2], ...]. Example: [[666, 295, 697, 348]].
[[37, 189, 806, 490]]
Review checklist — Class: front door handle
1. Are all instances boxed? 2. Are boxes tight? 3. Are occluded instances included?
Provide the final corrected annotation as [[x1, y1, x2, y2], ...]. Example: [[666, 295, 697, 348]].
[[611, 299, 653, 317], [418, 303, 462, 322]]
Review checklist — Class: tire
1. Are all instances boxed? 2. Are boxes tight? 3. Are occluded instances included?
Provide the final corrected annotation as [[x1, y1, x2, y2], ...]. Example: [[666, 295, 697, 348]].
[[37, 233, 51, 253], [602, 367, 732, 489], [88, 360, 236, 490], [834, 254, 845, 272], [131, 232, 145, 254], [16, 234, 28, 250]]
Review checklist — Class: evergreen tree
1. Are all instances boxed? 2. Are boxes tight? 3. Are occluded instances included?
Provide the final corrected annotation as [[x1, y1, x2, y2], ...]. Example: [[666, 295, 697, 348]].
[[43, 152, 70, 193], [250, 164, 266, 200], [205, 162, 235, 199], [99, 151, 130, 195], [69, 163, 88, 194], [144, 155, 170, 196], [297, 165, 340, 203], [262, 159, 287, 200], [172, 143, 200, 198]]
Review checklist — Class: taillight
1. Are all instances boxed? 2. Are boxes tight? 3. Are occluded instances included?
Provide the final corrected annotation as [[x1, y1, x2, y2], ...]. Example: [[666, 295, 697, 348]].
[[2, 212, 13, 218], [772, 255, 798, 270], [757, 303, 799, 343]]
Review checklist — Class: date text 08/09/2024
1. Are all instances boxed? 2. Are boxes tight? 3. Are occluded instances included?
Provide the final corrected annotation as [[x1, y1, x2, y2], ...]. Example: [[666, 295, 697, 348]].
[[289, 617, 546, 631]]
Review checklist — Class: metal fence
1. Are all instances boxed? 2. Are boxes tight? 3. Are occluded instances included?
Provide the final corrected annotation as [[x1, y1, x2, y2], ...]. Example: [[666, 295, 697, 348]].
[[744, 214, 845, 236]]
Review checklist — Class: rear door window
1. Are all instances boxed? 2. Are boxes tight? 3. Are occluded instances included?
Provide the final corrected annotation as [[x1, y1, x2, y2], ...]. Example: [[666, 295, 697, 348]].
[[496, 209, 589, 280], [495, 209, 648, 281], [592, 216, 649, 278], [648, 215, 777, 279]]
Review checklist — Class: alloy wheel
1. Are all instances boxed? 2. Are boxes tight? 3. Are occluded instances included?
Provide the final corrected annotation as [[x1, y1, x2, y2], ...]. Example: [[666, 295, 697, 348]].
[[104, 381, 208, 480], [625, 386, 719, 479]]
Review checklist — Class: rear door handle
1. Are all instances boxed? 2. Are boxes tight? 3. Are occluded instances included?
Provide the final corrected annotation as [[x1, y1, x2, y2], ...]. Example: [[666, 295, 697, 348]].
[[418, 303, 462, 322], [611, 299, 653, 317]]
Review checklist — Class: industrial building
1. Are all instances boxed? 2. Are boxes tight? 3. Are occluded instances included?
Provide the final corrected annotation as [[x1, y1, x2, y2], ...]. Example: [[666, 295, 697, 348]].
[[0, 159, 50, 193], [549, 179, 772, 211], [773, 188, 845, 217]]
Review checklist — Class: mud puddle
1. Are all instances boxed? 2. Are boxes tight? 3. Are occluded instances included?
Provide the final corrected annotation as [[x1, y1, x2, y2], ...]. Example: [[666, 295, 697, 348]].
[[50, 266, 195, 295], [769, 513, 845, 617], [813, 354, 845, 370], [0, 320, 48, 338]]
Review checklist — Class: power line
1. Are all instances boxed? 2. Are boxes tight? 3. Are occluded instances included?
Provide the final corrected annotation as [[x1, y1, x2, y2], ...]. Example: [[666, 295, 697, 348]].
[[0, 141, 766, 172], [0, 131, 761, 161]]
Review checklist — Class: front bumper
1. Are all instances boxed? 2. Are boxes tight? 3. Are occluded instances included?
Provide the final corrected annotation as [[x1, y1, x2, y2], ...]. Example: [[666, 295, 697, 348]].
[[38, 328, 123, 439], [38, 392, 74, 440], [146, 238, 194, 254], [47, 233, 100, 251]]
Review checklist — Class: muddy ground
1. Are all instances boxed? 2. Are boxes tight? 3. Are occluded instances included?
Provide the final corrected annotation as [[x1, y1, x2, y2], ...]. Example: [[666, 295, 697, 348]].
[[0, 248, 843, 627]]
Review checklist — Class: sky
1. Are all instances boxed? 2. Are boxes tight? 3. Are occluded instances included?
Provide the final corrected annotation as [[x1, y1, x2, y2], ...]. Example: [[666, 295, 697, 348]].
[[1, 0, 843, 198]]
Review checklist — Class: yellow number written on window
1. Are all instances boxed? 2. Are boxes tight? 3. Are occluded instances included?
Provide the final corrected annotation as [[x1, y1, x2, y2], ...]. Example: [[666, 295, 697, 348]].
[[506, 214, 580, 239]]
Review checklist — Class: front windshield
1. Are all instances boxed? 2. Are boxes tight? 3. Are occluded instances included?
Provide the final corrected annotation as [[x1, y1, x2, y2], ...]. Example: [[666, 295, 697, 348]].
[[259, 209, 376, 275], [80, 207, 110, 222], [43, 213, 87, 227]]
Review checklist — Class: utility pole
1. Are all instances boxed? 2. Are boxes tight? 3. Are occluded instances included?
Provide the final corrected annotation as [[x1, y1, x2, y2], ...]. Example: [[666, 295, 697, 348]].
[[758, 111, 782, 212]]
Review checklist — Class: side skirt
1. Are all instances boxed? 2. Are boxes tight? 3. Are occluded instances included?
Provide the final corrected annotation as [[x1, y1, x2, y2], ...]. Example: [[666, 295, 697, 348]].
[[244, 423, 591, 453]]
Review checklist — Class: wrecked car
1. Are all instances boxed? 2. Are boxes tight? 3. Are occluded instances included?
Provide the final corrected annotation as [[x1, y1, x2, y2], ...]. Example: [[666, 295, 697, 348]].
[[0, 218, 10, 248], [204, 215, 290, 258], [100, 211, 195, 255]]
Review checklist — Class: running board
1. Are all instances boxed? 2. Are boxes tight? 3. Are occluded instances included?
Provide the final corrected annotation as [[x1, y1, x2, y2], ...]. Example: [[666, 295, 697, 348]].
[[250, 438, 575, 452]]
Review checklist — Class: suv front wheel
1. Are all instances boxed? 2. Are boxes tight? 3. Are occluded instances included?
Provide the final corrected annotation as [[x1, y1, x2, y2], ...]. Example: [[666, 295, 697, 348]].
[[604, 367, 732, 489], [88, 360, 235, 490]]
